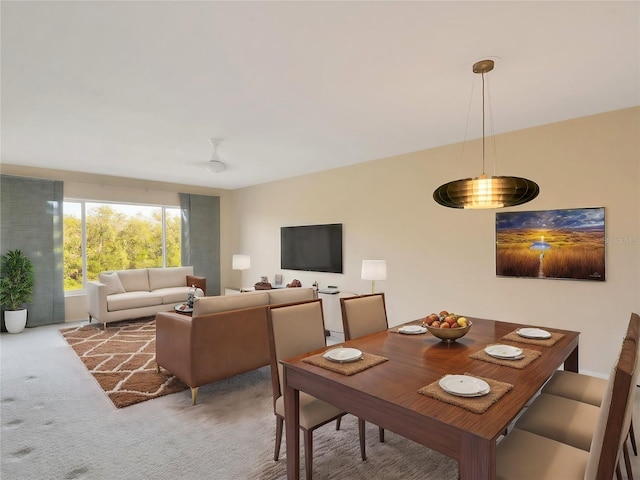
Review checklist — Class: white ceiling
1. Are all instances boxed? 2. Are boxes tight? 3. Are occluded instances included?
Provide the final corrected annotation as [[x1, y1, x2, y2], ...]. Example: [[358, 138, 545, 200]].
[[2, 1, 638, 190]]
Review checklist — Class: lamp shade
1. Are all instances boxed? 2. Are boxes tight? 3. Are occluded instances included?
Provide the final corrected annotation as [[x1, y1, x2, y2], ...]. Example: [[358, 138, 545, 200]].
[[232, 254, 251, 270], [361, 260, 387, 281]]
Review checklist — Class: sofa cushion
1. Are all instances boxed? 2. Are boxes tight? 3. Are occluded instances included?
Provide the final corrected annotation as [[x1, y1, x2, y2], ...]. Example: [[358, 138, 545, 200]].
[[268, 288, 315, 305], [116, 269, 150, 292], [153, 287, 192, 305], [193, 292, 269, 316], [148, 266, 194, 291], [99, 272, 126, 295], [106, 291, 163, 312]]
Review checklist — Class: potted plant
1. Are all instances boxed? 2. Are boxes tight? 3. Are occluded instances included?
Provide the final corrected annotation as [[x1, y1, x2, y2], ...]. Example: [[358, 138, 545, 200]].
[[0, 249, 34, 333]]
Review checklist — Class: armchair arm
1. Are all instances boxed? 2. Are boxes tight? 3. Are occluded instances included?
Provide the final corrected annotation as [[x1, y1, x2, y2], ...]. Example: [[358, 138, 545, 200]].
[[155, 312, 196, 386], [186, 275, 206, 296]]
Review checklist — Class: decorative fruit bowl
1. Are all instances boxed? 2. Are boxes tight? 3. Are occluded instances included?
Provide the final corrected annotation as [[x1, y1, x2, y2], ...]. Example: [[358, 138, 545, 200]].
[[422, 312, 472, 343], [423, 322, 472, 343]]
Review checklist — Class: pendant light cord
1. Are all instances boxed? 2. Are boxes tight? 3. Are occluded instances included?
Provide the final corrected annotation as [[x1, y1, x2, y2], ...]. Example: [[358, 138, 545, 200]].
[[481, 69, 486, 176]]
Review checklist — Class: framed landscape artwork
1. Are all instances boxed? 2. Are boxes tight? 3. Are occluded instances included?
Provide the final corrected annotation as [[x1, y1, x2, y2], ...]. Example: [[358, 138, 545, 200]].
[[495, 207, 605, 281]]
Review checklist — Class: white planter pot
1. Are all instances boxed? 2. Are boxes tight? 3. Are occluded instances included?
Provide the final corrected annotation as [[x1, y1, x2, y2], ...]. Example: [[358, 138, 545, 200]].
[[4, 309, 27, 333]]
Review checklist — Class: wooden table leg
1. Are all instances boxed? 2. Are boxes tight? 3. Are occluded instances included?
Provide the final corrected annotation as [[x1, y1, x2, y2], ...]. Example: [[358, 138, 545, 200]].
[[459, 433, 495, 480], [564, 345, 579, 373], [284, 368, 300, 480]]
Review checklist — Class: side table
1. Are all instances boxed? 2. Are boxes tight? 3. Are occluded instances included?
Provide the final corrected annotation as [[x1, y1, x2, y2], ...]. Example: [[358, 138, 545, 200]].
[[174, 303, 193, 315]]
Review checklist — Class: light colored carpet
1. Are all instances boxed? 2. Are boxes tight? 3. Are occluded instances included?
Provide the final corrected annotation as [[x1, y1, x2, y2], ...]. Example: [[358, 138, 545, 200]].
[[2, 321, 638, 479]]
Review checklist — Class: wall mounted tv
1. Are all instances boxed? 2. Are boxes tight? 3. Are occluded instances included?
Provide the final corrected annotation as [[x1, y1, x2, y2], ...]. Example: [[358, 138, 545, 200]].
[[280, 223, 343, 273]]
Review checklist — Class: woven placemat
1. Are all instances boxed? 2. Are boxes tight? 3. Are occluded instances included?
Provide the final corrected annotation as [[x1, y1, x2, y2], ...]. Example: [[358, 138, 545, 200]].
[[418, 373, 513, 414], [502, 330, 564, 347], [469, 345, 542, 369], [303, 351, 388, 376]]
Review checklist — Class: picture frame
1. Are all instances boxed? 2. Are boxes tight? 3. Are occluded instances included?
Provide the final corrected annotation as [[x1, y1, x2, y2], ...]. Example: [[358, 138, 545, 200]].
[[496, 207, 605, 281]]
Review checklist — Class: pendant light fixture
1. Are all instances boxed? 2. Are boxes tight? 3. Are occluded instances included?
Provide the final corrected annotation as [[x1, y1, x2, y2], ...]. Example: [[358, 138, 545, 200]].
[[433, 59, 539, 209]]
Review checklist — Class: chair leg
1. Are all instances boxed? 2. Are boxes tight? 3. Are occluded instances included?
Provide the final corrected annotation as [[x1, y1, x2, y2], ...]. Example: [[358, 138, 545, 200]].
[[304, 429, 313, 480], [617, 462, 623, 480], [379, 426, 385, 443], [358, 418, 367, 461], [190, 387, 199, 406], [631, 419, 638, 456], [335, 416, 341, 431], [623, 440, 633, 480], [274, 416, 283, 461]]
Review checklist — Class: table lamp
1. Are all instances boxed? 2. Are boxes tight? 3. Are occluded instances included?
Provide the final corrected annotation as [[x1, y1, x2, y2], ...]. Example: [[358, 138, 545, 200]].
[[361, 260, 387, 294], [232, 254, 251, 291]]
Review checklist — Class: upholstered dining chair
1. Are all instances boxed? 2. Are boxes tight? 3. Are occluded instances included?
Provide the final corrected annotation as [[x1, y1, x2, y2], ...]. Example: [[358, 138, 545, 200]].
[[340, 293, 389, 341], [511, 312, 640, 479], [266, 299, 366, 479], [340, 293, 388, 443], [496, 326, 640, 479], [540, 312, 640, 457]]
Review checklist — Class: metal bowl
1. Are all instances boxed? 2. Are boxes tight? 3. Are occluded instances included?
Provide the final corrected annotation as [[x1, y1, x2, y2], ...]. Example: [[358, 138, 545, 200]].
[[423, 321, 472, 343]]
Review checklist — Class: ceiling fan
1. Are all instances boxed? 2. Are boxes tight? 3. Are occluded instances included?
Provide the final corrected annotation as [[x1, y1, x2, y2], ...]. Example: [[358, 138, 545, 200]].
[[206, 138, 226, 173]]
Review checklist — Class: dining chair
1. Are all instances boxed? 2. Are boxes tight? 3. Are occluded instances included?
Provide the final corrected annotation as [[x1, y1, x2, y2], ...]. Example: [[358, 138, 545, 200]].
[[496, 334, 639, 479], [513, 313, 640, 479], [340, 293, 389, 341], [520, 312, 640, 479], [340, 293, 388, 443], [540, 312, 640, 457], [266, 299, 366, 479]]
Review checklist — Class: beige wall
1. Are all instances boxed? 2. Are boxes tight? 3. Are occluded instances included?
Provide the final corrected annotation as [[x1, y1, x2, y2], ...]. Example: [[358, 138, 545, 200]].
[[231, 107, 640, 377]]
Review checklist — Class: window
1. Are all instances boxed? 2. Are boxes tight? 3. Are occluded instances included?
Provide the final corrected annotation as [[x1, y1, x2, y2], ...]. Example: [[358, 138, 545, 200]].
[[63, 201, 181, 292]]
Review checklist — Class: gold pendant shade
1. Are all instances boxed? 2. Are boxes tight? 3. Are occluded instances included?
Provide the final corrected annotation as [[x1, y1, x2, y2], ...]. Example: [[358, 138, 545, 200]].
[[433, 174, 540, 209]]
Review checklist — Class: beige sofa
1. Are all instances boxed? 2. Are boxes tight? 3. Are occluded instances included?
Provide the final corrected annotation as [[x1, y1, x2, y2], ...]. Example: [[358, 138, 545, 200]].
[[87, 266, 206, 327], [155, 287, 316, 404]]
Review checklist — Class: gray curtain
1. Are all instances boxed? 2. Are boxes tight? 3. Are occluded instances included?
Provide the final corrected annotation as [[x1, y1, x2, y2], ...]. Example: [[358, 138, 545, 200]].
[[179, 193, 221, 296], [1, 175, 65, 328]]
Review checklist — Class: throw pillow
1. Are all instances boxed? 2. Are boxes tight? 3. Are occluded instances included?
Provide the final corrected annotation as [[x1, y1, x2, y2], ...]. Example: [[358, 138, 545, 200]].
[[99, 272, 126, 295]]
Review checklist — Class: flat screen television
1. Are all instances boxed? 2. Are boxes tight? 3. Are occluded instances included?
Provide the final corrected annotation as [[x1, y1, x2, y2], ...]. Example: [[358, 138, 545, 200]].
[[280, 223, 343, 273]]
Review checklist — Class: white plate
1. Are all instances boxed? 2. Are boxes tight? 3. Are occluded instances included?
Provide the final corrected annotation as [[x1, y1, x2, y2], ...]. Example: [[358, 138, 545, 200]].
[[323, 347, 363, 363], [484, 344, 523, 359], [399, 325, 427, 335], [439, 375, 490, 397], [517, 328, 551, 339]]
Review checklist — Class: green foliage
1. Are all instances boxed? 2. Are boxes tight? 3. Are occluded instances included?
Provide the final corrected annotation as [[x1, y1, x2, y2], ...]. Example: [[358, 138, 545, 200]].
[[0, 249, 35, 310], [64, 215, 83, 290], [165, 213, 181, 267], [63, 205, 181, 290]]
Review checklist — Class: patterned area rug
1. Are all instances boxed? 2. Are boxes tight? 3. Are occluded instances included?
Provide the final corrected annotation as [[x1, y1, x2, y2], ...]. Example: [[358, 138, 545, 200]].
[[60, 318, 188, 408]]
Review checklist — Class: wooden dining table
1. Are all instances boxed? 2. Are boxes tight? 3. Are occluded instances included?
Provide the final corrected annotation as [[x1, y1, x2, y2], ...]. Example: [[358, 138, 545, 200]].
[[281, 316, 579, 480]]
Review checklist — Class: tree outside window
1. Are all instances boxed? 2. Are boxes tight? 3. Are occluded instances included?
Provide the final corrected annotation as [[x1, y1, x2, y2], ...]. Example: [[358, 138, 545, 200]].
[[63, 202, 181, 291]]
